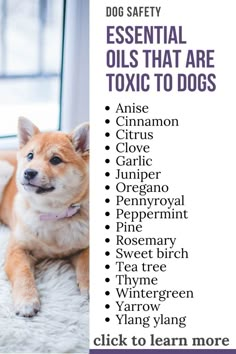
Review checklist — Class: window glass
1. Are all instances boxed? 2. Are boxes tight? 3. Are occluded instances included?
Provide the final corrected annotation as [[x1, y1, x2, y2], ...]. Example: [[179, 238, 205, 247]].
[[0, 0, 64, 137]]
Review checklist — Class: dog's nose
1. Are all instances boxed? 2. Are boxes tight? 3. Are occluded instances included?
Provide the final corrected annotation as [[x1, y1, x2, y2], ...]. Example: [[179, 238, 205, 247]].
[[24, 169, 38, 180]]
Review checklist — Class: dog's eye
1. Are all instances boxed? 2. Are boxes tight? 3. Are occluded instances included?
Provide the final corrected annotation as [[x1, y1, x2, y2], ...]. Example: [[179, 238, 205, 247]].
[[27, 152, 34, 161], [50, 156, 62, 165]]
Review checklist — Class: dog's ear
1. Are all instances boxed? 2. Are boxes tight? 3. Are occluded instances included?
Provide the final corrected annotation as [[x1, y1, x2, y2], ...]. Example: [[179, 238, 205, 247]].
[[70, 122, 89, 154], [18, 117, 40, 148]]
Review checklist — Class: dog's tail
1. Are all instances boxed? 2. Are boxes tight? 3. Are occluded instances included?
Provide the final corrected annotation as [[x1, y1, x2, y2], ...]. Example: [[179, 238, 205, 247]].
[[0, 161, 15, 204]]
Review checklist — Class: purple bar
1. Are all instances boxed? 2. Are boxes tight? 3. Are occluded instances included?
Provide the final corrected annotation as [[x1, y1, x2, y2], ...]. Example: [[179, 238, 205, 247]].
[[90, 350, 236, 354]]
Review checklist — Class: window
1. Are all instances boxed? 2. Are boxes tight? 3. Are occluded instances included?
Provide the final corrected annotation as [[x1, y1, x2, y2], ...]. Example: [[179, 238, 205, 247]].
[[0, 0, 64, 138]]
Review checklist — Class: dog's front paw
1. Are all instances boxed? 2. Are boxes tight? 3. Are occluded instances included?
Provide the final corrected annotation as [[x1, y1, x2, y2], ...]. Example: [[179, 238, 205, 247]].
[[77, 283, 89, 300], [15, 298, 40, 317]]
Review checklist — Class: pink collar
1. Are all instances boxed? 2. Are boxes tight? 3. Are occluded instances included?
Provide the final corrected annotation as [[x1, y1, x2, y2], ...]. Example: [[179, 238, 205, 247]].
[[39, 203, 81, 221]]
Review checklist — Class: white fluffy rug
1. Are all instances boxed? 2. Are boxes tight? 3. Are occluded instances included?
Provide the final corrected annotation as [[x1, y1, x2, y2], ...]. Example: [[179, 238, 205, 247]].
[[0, 224, 89, 353]]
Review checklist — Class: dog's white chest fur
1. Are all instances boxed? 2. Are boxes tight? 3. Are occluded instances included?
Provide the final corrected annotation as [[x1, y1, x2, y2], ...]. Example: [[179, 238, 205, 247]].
[[14, 195, 89, 259]]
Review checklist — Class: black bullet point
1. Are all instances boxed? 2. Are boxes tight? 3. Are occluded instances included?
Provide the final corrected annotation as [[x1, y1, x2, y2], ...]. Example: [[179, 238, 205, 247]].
[[105, 146, 110, 150], [105, 185, 110, 190], [105, 172, 110, 177], [105, 291, 110, 296], [105, 225, 110, 230], [105, 198, 110, 203], [105, 159, 110, 163], [105, 251, 110, 256], [105, 278, 110, 282], [105, 317, 110, 322], [105, 264, 110, 269], [105, 211, 110, 216], [105, 304, 110, 309], [105, 238, 110, 243], [105, 132, 110, 137], [105, 106, 110, 111], [105, 119, 110, 124]]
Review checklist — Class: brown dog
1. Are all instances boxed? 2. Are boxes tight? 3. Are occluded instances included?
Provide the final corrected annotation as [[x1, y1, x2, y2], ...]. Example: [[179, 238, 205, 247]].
[[0, 117, 89, 317]]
